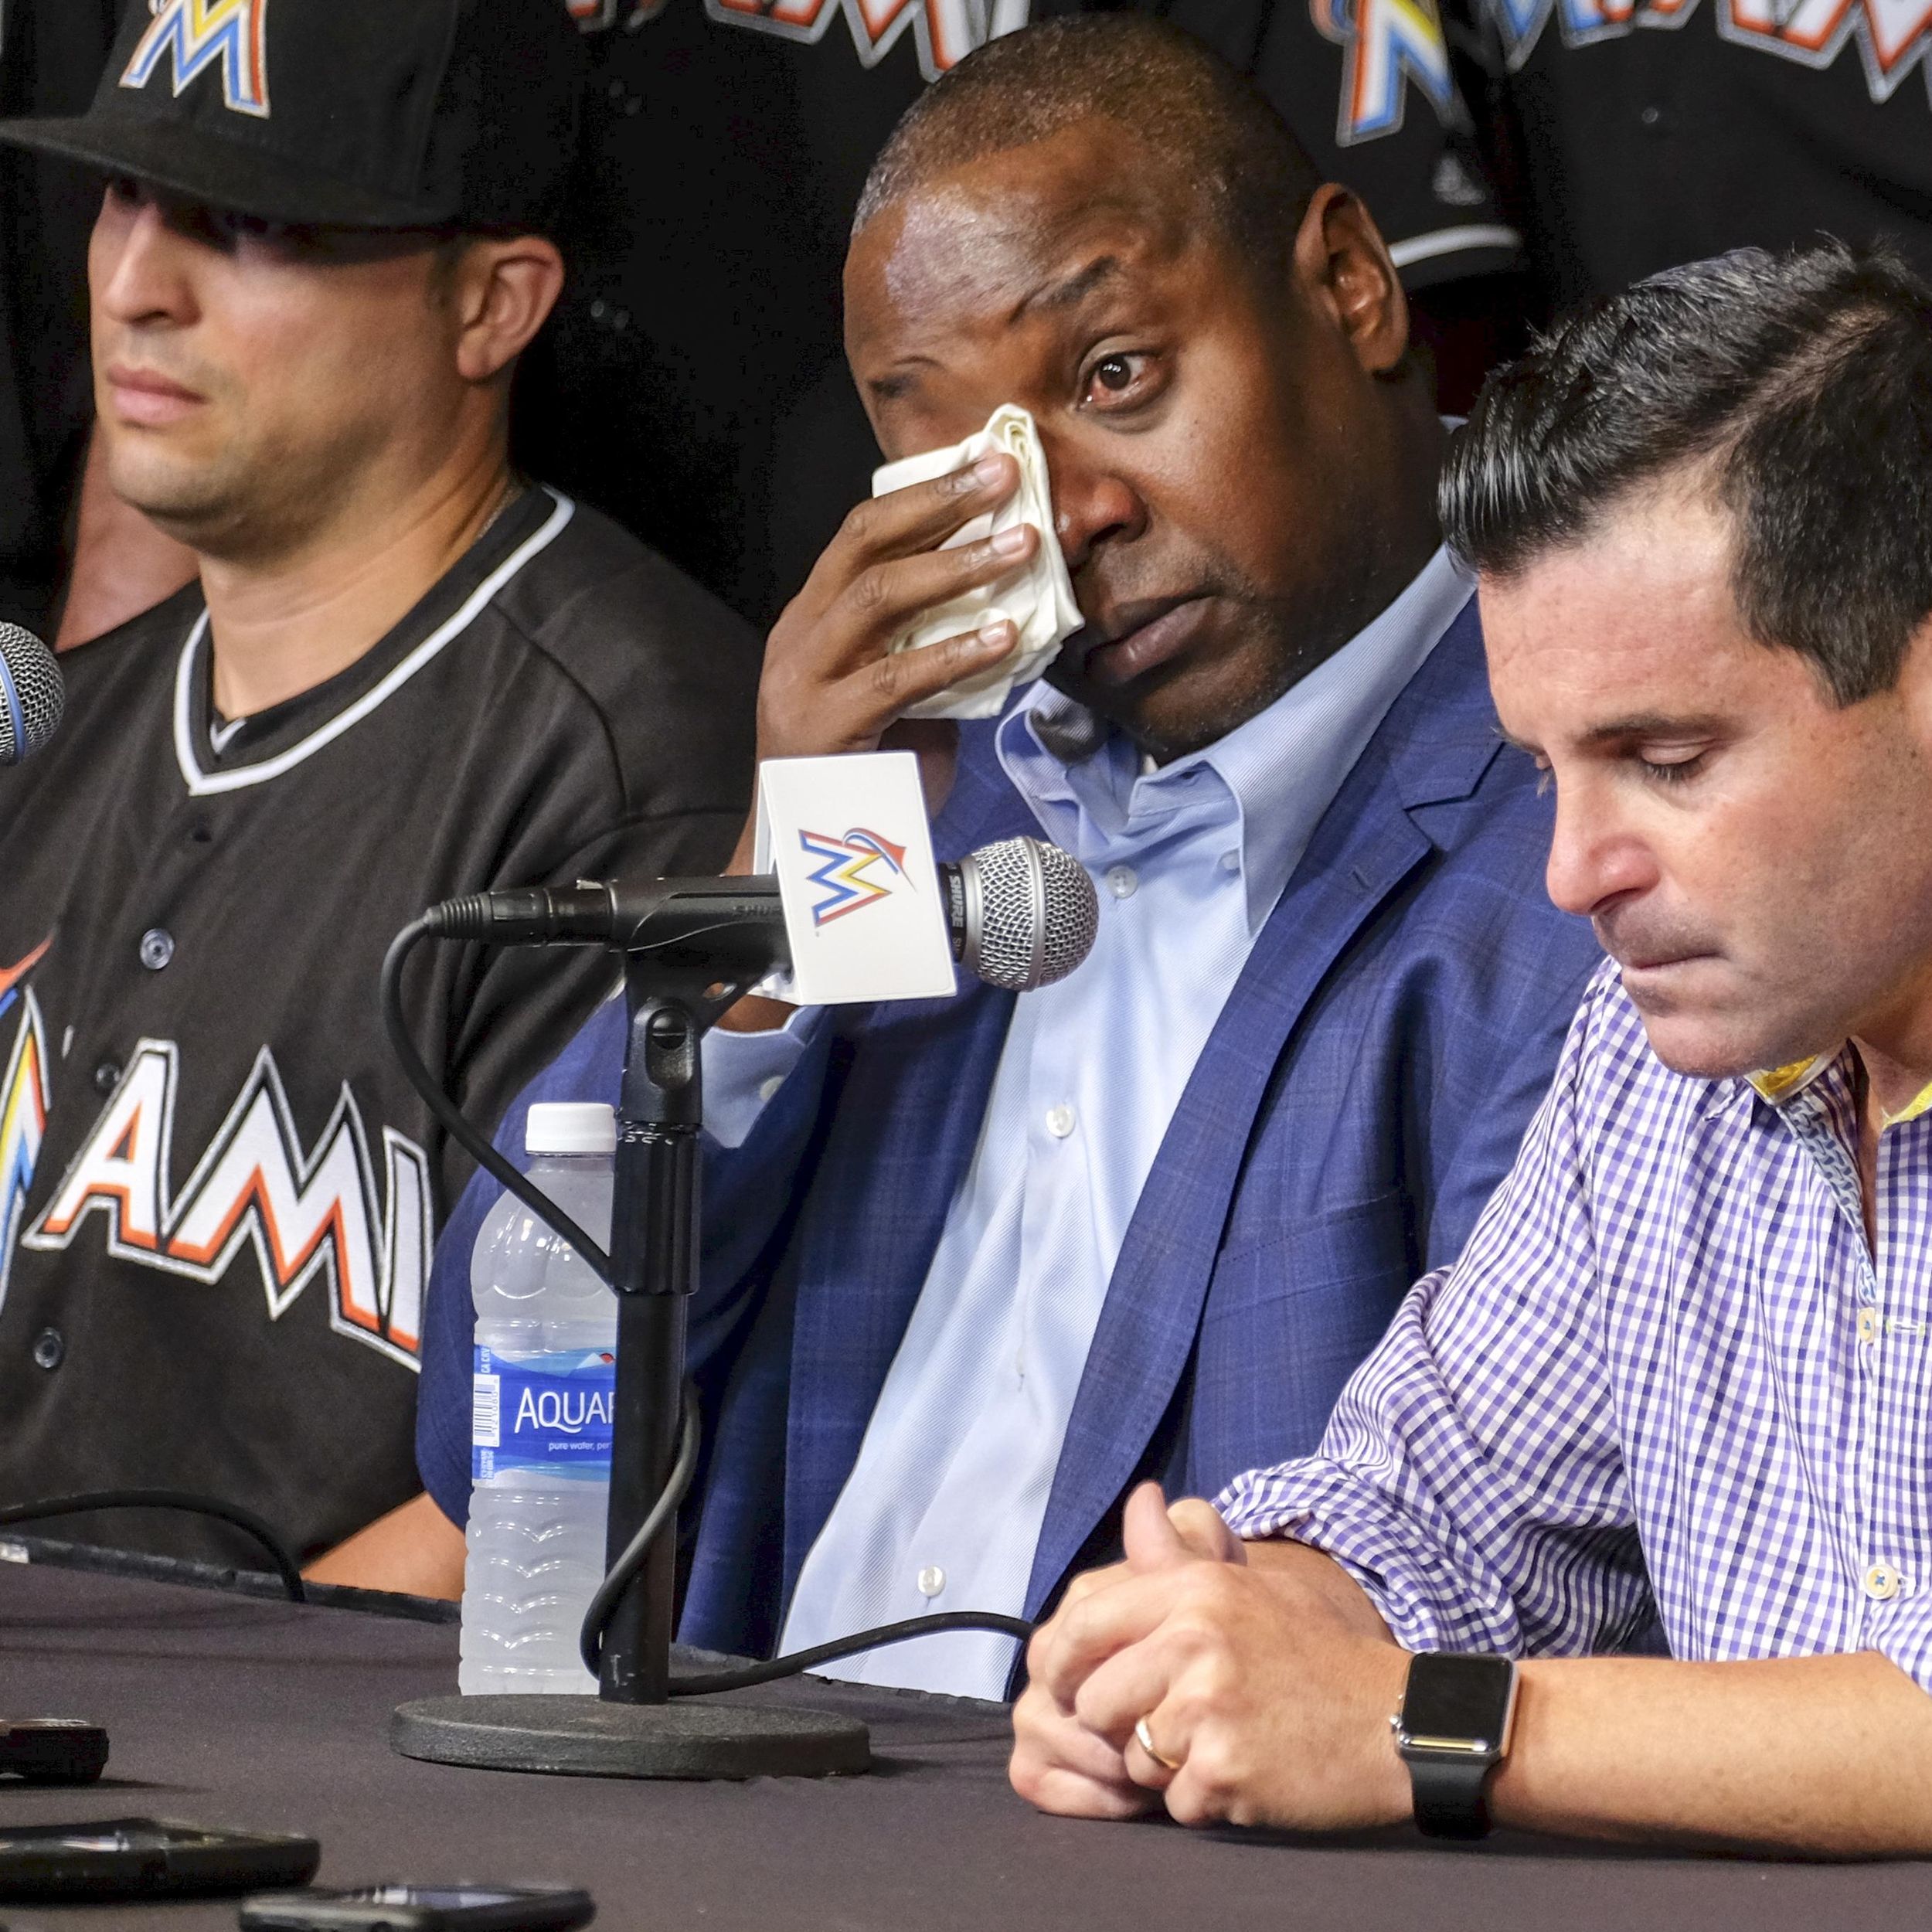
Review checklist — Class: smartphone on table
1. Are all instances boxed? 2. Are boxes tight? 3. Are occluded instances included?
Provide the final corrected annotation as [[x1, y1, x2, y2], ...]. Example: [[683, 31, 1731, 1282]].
[[240, 1883, 596, 1930]]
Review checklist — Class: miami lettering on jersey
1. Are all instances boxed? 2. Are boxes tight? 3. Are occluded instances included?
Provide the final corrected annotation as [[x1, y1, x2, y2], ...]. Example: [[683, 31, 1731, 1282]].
[[20, 1041, 430, 1369], [0, 945, 53, 1317], [121, 0, 271, 120], [1314, 0, 1458, 142], [571, 0, 1031, 83], [1485, 0, 1932, 104]]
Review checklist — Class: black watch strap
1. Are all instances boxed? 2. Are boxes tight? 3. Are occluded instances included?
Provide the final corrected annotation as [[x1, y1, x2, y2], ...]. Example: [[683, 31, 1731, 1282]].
[[1406, 1752, 1496, 1840]]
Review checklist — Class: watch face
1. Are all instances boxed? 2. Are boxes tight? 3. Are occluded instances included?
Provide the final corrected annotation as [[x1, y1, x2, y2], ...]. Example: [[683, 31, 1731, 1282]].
[[1400, 1655, 1515, 1752]]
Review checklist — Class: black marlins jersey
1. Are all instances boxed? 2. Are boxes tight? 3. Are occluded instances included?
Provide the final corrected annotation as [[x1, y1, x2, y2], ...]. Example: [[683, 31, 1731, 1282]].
[[521, 0, 1519, 628], [1474, 0, 1932, 308], [0, 486, 760, 1563]]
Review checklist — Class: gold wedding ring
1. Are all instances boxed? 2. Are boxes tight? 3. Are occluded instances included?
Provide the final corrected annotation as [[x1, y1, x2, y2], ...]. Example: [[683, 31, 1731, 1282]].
[[1134, 1714, 1182, 1773]]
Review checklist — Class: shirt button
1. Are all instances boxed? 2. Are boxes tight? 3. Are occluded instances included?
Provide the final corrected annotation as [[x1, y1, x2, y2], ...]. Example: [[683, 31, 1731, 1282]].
[[758, 1076, 786, 1104], [1864, 1563, 1902, 1601], [31, 1327, 64, 1371], [138, 928, 175, 971], [1045, 1103, 1077, 1138], [917, 1565, 946, 1599], [1219, 851, 1240, 875], [93, 1060, 122, 1095], [1858, 1307, 1882, 1344], [1104, 865, 1138, 900]]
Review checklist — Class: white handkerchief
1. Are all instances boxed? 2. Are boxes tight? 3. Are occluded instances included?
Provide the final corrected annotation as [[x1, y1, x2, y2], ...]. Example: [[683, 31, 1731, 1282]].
[[870, 404, 1083, 721]]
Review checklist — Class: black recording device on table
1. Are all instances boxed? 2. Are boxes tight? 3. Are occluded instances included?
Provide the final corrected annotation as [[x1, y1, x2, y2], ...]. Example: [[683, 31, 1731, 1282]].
[[0, 1818, 319, 1903], [0, 1719, 107, 1785]]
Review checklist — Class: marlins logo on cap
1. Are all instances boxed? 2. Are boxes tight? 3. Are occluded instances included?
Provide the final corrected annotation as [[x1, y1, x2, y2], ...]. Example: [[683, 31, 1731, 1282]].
[[121, 0, 271, 120]]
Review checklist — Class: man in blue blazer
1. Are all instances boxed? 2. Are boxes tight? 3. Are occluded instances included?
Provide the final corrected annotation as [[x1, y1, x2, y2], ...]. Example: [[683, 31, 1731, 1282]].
[[413, 19, 1604, 1695]]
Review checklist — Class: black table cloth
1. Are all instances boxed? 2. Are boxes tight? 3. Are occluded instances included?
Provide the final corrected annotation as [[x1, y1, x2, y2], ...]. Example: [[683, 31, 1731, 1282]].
[[2, 1553, 1929, 1930]]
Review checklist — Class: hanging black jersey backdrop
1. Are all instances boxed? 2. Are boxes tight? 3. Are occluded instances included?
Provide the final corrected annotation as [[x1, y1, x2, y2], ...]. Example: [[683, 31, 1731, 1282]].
[[0, 0, 119, 634], [0, 487, 759, 1565], [526, 0, 1519, 628], [1481, 0, 1932, 306]]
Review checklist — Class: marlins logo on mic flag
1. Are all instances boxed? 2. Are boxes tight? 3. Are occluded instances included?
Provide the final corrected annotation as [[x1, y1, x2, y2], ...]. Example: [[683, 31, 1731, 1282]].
[[800, 827, 910, 927], [755, 752, 958, 1005]]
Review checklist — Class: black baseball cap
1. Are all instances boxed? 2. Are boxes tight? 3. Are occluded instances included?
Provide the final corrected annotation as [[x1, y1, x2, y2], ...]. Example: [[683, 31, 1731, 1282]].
[[0, 0, 587, 233]]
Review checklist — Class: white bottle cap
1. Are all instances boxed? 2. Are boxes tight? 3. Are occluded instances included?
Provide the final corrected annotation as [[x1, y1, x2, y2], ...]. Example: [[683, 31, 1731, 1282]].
[[524, 1102, 617, 1156]]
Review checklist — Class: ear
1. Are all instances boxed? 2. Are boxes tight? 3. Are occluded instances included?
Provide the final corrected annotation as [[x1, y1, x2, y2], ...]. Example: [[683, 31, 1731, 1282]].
[[1288, 183, 1410, 379], [449, 234, 566, 385]]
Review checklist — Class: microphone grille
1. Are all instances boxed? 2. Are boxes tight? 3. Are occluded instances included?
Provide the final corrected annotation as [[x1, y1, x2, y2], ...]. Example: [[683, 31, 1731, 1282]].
[[0, 623, 64, 765], [963, 835, 1100, 992]]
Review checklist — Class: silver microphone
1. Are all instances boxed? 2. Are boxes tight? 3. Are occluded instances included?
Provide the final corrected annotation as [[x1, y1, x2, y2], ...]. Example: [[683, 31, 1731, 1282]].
[[425, 835, 1101, 995], [944, 835, 1100, 992], [0, 623, 63, 767]]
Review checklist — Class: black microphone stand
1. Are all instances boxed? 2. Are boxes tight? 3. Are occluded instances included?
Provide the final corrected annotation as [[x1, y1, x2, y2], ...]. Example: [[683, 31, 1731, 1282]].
[[392, 954, 869, 1779]]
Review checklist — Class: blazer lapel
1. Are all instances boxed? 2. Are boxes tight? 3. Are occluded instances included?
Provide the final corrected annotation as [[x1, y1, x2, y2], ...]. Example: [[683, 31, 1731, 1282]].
[[1024, 600, 1505, 1612]]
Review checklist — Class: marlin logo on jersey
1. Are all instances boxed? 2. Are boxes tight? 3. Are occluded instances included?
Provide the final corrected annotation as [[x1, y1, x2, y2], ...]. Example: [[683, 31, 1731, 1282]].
[[580, 0, 1027, 82], [0, 942, 53, 1319], [801, 825, 910, 927], [1314, 0, 1458, 141], [1484, 0, 1932, 102], [121, 0, 271, 119], [22, 1041, 430, 1368]]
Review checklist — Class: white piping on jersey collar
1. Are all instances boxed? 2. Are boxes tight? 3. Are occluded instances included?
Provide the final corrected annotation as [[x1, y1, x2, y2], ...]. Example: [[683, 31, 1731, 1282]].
[[171, 486, 576, 798]]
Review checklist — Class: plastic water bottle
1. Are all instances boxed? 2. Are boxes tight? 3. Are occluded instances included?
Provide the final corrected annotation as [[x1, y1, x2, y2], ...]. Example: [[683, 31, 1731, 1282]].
[[459, 1102, 617, 1696]]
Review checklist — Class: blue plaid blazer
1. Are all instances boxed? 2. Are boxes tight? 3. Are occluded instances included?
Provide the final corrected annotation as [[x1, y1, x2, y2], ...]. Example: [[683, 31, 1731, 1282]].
[[417, 600, 1604, 1663]]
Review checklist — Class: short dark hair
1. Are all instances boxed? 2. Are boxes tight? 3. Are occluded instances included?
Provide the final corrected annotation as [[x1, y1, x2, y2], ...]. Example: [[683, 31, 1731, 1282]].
[[853, 19, 1321, 286], [1441, 241, 1932, 705]]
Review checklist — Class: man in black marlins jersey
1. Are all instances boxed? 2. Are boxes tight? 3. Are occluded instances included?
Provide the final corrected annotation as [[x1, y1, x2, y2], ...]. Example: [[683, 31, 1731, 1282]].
[[0, 0, 760, 1587]]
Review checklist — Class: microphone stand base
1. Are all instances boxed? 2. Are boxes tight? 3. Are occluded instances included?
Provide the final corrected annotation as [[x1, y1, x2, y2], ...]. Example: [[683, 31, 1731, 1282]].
[[390, 1693, 870, 1781]]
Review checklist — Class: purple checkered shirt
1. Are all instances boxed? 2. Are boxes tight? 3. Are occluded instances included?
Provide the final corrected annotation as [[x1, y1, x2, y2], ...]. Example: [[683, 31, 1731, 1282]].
[[1219, 958, 1932, 1689]]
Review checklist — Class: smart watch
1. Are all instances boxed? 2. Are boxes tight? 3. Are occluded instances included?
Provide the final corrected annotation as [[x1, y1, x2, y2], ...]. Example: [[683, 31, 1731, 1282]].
[[1389, 1652, 1519, 1840]]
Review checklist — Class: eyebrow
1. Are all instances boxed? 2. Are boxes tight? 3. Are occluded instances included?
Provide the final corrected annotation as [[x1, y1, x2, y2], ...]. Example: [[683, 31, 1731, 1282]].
[[865, 355, 940, 403], [1009, 253, 1125, 324]]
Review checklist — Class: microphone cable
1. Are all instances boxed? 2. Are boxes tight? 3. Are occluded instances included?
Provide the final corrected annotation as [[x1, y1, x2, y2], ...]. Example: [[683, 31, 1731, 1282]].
[[384, 920, 613, 1284], [384, 921, 1036, 1696], [570, 1381, 1032, 1690], [0, 1491, 305, 1604]]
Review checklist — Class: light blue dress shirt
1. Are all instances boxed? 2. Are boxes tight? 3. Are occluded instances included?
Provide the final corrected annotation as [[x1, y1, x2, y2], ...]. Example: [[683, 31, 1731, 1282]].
[[707, 548, 1474, 1696]]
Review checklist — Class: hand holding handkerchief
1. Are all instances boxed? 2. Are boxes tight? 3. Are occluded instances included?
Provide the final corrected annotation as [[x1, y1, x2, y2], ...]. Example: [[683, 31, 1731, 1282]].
[[871, 404, 1083, 721]]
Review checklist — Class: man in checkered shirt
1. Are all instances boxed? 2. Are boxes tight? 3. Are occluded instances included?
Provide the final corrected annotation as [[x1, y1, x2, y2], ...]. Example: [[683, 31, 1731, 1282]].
[[1011, 240, 1932, 1854]]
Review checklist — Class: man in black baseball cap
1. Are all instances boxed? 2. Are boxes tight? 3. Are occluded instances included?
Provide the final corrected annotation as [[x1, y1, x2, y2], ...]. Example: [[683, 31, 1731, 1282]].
[[0, 0, 760, 1593]]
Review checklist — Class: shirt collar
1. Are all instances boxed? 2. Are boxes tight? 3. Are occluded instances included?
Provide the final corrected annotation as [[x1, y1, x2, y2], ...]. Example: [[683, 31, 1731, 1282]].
[[1749, 1050, 1932, 1128], [995, 545, 1473, 934]]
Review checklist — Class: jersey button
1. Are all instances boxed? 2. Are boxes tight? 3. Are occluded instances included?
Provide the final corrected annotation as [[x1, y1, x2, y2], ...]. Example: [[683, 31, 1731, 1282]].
[[93, 1060, 121, 1095], [138, 928, 175, 971], [31, 1327, 64, 1372]]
